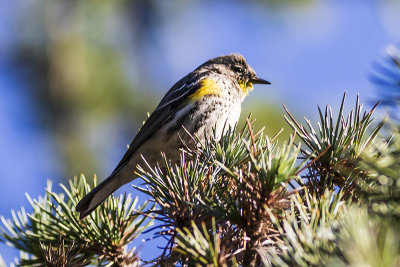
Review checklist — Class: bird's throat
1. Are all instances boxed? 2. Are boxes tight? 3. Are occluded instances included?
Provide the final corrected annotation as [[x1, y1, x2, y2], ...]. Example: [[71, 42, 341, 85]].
[[239, 80, 254, 97]]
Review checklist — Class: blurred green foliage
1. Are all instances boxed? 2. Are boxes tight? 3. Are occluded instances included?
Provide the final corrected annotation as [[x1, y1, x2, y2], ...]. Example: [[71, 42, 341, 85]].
[[14, 0, 159, 180]]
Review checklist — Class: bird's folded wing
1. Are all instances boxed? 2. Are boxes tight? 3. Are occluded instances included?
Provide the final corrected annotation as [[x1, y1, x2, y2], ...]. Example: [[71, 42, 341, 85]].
[[111, 71, 207, 174]]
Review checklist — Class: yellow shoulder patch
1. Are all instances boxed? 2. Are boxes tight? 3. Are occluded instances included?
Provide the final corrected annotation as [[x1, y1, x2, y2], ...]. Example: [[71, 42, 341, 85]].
[[189, 78, 222, 101]]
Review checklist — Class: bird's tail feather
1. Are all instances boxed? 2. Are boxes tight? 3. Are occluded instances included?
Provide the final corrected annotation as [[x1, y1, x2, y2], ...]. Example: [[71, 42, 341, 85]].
[[76, 173, 122, 219]]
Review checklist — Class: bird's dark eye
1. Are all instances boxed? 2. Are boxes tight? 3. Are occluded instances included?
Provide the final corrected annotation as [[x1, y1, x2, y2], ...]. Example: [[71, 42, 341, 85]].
[[233, 65, 244, 73]]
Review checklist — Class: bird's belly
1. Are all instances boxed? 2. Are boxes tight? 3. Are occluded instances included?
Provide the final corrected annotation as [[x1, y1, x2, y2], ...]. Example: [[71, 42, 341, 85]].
[[194, 104, 239, 140], [184, 96, 241, 142], [133, 97, 241, 168]]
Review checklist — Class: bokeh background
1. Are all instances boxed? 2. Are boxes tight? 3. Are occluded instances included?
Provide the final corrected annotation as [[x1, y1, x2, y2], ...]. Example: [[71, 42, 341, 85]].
[[1, 0, 399, 263]]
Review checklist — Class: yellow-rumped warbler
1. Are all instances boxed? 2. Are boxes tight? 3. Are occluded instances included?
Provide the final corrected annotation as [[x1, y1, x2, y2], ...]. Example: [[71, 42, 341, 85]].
[[76, 53, 270, 218]]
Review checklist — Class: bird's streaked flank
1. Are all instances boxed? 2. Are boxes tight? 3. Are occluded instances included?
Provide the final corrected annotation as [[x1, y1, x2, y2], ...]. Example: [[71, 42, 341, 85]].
[[76, 53, 270, 219]]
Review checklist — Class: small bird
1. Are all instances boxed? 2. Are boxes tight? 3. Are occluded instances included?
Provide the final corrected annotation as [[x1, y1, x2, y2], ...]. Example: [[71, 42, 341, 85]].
[[76, 53, 270, 218]]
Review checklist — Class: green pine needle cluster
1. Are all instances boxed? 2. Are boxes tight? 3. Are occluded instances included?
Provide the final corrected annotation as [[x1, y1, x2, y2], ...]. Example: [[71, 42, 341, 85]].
[[285, 93, 383, 198], [0, 176, 152, 266], [2, 92, 400, 266]]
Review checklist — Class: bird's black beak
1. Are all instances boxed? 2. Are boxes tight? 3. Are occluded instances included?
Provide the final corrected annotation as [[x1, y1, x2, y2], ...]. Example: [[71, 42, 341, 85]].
[[250, 76, 271, 85]]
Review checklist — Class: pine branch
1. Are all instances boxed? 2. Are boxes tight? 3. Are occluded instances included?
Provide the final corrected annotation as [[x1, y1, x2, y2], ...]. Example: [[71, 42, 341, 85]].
[[370, 44, 400, 119], [0, 175, 153, 266], [263, 189, 346, 267], [284, 92, 384, 198], [135, 121, 305, 265]]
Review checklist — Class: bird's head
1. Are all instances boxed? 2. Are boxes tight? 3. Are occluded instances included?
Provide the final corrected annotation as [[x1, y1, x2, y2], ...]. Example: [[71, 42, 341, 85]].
[[198, 53, 270, 98]]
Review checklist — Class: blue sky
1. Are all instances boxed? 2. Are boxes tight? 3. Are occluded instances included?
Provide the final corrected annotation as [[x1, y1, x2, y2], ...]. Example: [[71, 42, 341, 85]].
[[0, 0, 399, 264]]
